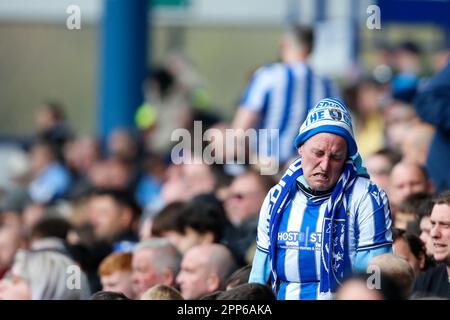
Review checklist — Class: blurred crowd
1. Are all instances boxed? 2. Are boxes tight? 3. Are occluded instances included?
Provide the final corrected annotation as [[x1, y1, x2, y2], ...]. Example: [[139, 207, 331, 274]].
[[0, 30, 449, 300]]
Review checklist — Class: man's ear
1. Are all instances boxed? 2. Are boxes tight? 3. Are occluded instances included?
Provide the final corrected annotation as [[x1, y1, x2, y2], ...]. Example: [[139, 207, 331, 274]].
[[206, 273, 220, 293], [427, 180, 435, 194], [298, 146, 303, 157], [419, 253, 426, 271], [200, 232, 215, 245], [120, 207, 134, 229], [162, 268, 175, 287]]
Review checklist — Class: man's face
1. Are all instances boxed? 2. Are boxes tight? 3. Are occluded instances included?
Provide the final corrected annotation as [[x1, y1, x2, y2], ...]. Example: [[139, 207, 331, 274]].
[[131, 249, 166, 297], [86, 195, 126, 241], [430, 203, 450, 263], [389, 164, 429, 206], [101, 271, 135, 299], [420, 216, 434, 256], [182, 163, 216, 199], [176, 250, 212, 299], [224, 174, 267, 226], [298, 133, 347, 191], [163, 228, 210, 255], [365, 154, 392, 192], [393, 238, 423, 276]]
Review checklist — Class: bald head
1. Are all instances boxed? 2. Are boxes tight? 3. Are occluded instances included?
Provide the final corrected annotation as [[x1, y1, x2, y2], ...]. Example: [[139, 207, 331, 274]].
[[388, 161, 431, 207], [369, 253, 415, 298], [188, 244, 235, 283], [176, 244, 236, 299]]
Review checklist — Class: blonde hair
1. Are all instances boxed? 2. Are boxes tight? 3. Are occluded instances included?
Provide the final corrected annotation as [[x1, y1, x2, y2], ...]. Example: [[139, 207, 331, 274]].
[[140, 284, 183, 300]]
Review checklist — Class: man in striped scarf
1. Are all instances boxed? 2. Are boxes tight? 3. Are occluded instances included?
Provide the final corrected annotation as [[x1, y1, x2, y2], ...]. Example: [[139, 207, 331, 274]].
[[249, 98, 393, 300]]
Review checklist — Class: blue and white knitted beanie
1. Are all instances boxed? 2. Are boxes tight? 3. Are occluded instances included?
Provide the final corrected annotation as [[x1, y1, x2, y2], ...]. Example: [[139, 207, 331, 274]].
[[294, 98, 358, 157]]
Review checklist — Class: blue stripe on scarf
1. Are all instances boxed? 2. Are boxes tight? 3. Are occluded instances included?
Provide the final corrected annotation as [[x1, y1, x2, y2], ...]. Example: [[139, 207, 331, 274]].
[[269, 157, 358, 296]]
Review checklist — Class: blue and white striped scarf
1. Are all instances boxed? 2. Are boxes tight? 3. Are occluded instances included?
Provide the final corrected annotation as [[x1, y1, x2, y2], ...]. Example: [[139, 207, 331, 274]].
[[268, 156, 358, 296]]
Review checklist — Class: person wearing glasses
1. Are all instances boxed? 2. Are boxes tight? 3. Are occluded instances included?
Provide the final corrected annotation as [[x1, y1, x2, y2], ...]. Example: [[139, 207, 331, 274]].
[[223, 169, 274, 266]]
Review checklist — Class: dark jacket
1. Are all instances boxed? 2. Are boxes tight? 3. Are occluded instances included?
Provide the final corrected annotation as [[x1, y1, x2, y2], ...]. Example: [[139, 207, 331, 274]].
[[414, 62, 450, 191]]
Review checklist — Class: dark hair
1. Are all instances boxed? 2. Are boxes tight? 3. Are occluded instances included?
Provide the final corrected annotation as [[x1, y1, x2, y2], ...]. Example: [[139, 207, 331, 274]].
[[210, 164, 233, 191], [290, 25, 314, 55], [152, 200, 225, 243], [30, 216, 72, 240], [392, 228, 433, 271], [371, 148, 402, 167], [216, 283, 276, 300], [180, 201, 225, 242], [397, 41, 421, 55], [397, 192, 433, 218], [42, 101, 66, 121], [432, 189, 450, 206], [147, 66, 174, 98], [151, 202, 186, 236], [243, 168, 275, 193], [88, 189, 141, 220], [90, 291, 131, 300], [225, 265, 252, 289], [32, 139, 60, 161]]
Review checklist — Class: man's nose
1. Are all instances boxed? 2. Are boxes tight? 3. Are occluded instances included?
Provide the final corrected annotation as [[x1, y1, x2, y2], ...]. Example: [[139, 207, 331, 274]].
[[430, 225, 439, 239], [175, 272, 183, 285], [319, 156, 330, 171]]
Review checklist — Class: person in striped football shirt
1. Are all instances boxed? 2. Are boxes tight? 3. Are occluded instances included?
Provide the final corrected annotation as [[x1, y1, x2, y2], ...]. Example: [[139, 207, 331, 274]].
[[249, 98, 393, 300], [232, 25, 339, 165]]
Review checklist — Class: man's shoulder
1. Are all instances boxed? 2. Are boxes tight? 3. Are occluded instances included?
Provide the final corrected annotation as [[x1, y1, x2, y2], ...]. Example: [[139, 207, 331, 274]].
[[253, 62, 289, 77], [413, 264, 450, 298], [349, 177, 389, 211], [416, 264, 448, 284], [351, 176, 372, 196]]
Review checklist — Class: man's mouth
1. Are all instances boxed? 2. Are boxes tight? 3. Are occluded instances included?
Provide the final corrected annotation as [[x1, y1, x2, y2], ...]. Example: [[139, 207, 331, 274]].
[[433, 243, 448, 250], [313, 173, 328, 180]]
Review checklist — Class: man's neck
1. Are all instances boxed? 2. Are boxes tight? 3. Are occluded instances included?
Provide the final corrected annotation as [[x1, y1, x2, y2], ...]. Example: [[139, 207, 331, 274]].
[[297, 177, 333, 198]]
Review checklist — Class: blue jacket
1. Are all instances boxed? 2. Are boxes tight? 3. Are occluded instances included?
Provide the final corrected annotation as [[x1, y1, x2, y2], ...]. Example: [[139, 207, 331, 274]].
[[414, 62, 450, 191]]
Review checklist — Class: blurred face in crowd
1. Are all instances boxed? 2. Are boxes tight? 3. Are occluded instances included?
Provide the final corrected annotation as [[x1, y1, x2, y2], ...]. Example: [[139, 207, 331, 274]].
[[298, 133, 347, 192], [365, 153, 392, 192], [132, 249, 169, 297], [65, 137, 99, 173], [35, 106, 56, 131], [0, 227, 22, 272], [420, 216, 434, 256], [394, 211, 416, 231], [30, 144, 53, 176], [400, 123, 434, 166], [225, 173, 267, 226], [388, 162, 431, 207], [163, 228, 213, 255], [429, 203, 450, 264], [0, 273, 31, 300], [336, 278, 383, 300], [182, 162, 216, 199], [161, 165, 190, 204], [393, 238, 424, 277], [86, 195, 132, 242], [357, 82, 381, 115], [176, 246, 217, 299], [101, 270, 134, 299], [107, 129, 137, 161]]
